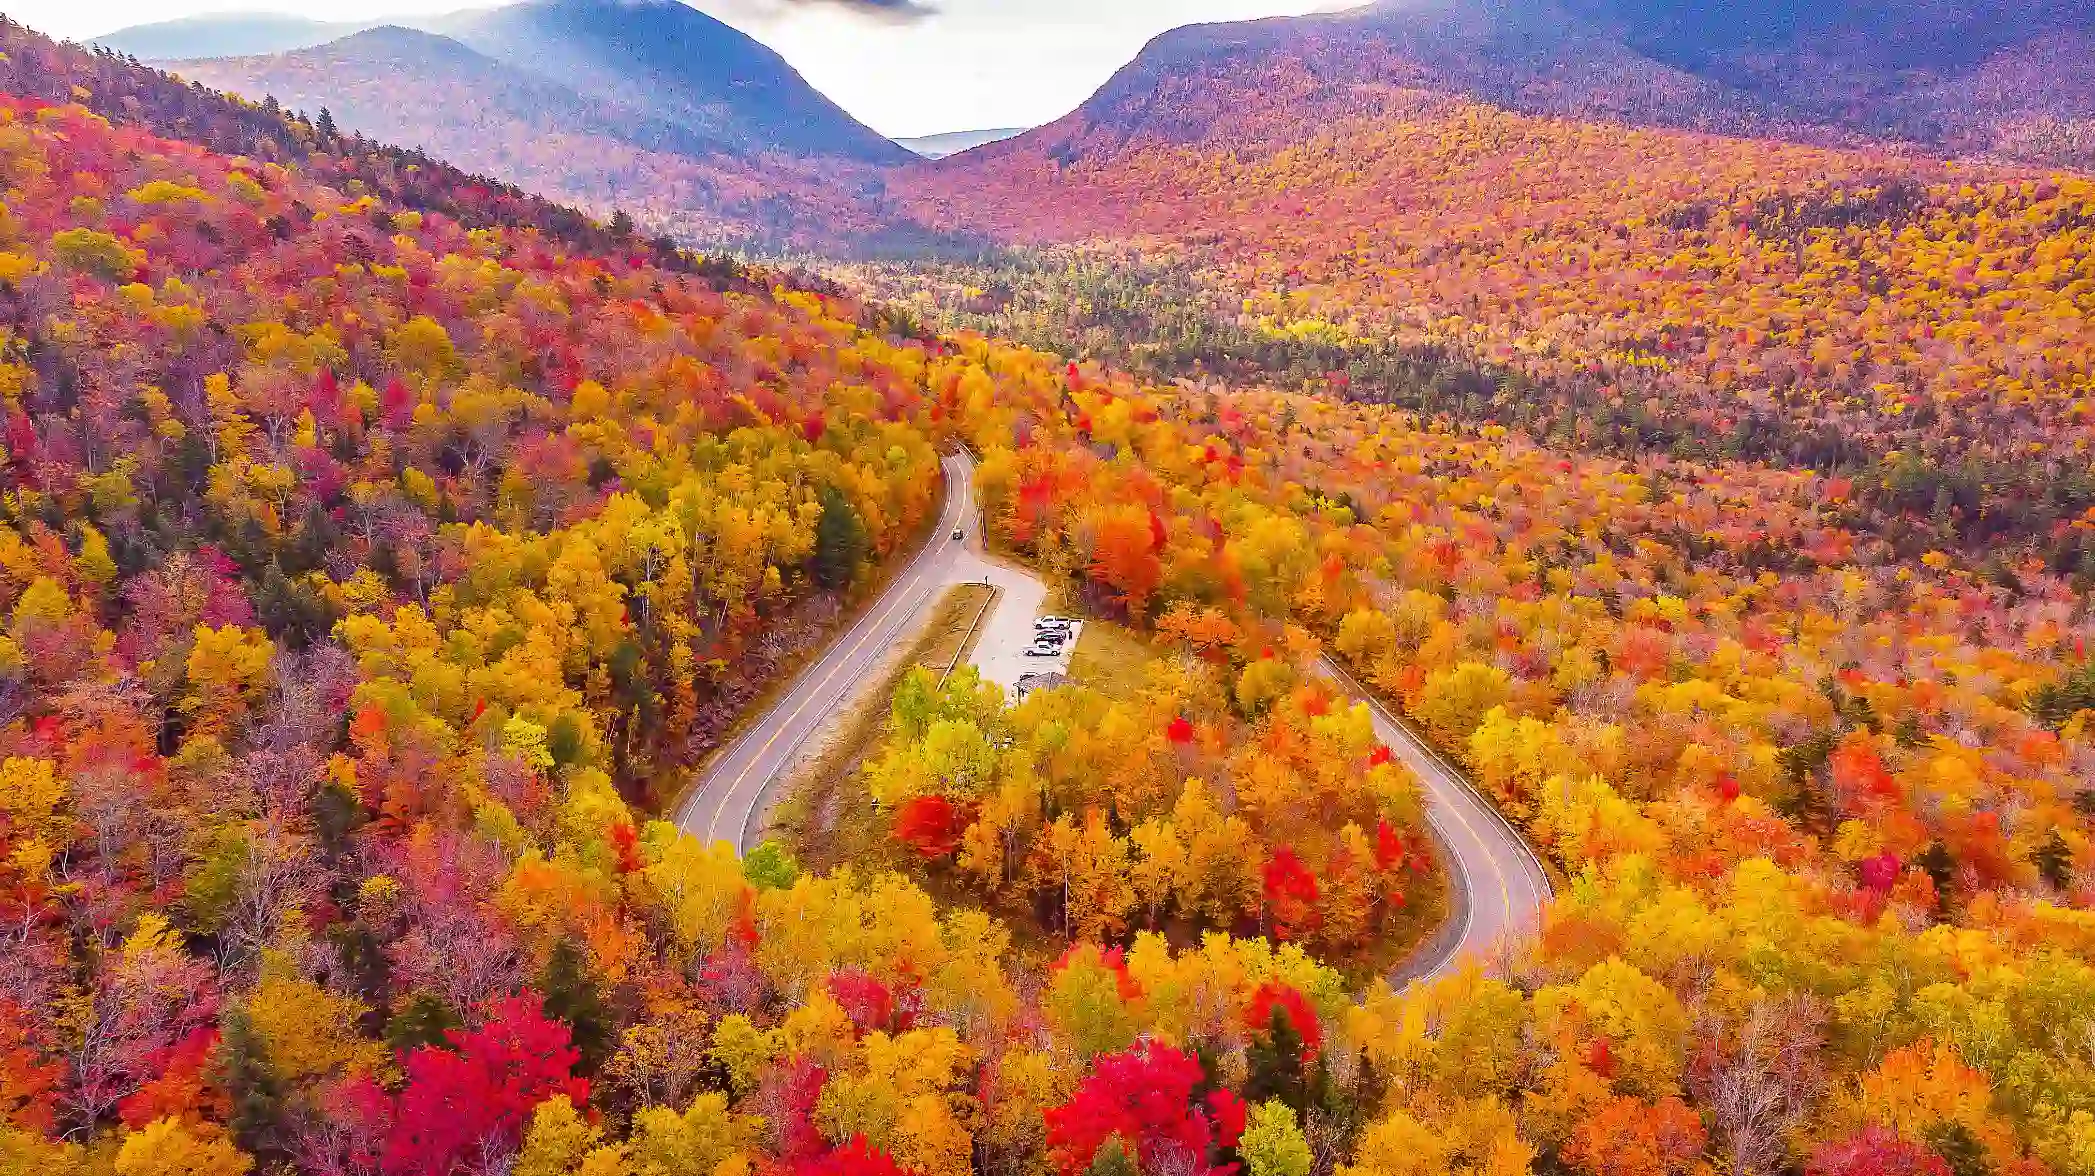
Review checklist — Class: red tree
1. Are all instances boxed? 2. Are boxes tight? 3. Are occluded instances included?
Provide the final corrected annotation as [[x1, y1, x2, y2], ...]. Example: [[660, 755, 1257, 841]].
[[352, 992, 587, 1175], [798, 1135, 917, 1176], [1045, 1042, 1236, 1176], [1262, 848, 1321, 940], [828, 970, 898, 1033], [1244, 982, 1323, 1060], [892, 795, 972, 859]]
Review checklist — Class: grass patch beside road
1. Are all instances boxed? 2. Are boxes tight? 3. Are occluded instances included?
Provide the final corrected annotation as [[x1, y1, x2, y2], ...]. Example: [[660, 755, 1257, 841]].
[[768, 582, 996, 874], [1067, 618, 1158, 699]]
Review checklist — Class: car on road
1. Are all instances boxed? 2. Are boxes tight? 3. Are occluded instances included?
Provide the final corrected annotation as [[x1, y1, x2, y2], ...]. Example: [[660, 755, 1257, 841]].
[[951, 529, 964, 540]]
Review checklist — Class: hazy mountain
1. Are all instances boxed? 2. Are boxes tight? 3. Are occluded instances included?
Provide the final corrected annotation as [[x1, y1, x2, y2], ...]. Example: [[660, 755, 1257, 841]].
[[174, 25, 720, 156], [162, 0, 930, 246], [94, 12, 367, 60], [895, 128, 1029, 159], [119, 0, 907, 165], [435, 0, 908, 163]]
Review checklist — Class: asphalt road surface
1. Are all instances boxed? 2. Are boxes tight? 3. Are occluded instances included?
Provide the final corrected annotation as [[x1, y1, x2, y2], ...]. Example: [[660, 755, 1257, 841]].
[[675, 448, 1551, 980]]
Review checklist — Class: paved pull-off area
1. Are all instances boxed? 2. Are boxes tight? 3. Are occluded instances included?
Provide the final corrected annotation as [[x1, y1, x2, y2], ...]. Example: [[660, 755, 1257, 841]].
[[675, 449, 1549, 981]]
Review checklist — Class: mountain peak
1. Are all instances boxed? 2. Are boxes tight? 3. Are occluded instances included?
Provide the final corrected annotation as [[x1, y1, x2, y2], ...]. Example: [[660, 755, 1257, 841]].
[[442, 0, 907, 162]]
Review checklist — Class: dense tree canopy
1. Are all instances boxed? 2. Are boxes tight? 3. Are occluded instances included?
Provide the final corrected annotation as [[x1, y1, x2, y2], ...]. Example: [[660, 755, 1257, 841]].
[[5, 14, 2095, 1176]]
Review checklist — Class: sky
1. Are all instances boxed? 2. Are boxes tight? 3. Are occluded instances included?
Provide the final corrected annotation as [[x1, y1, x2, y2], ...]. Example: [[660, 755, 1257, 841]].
[[50, 0, 1338, 137]]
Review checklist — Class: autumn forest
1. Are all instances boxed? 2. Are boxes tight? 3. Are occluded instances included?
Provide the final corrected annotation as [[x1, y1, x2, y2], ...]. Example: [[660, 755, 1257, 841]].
[[6, 3, 2095, 1176]]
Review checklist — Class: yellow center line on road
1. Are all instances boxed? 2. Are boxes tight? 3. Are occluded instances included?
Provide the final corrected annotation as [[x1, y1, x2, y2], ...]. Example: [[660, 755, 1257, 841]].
[[1427, 758, 1514, 947]]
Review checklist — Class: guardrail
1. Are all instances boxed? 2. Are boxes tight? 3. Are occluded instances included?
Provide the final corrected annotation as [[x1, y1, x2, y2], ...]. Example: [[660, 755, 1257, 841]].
[[941, 584, 999, 685]]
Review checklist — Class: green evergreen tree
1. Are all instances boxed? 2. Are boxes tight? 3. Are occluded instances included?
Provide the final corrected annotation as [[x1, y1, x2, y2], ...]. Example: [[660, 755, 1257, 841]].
[[812, 485, 869, 590], [385, 992, 461, 1053], [2035, 828, 2074, 891], [542, 938, 613, 1073], [1921, 1121, 1988, 1176], [1245, 1005, 1309, 1112], [1085, 1135, 1138, 1176], [1918, 840, 1958, 903], [315, 777, 363, 865], [217, 1007, 285, 1157]]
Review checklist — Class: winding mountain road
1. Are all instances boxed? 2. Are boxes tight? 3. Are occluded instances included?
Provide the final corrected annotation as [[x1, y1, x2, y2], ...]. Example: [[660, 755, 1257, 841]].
[[1320, 657, 1552, 982], [673, 451, 985, 851], [675, 449, 1550, 981]]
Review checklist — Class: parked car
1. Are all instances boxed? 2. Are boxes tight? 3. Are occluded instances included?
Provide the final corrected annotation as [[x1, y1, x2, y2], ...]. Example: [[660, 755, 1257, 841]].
[[1024, 645, 1059, 657]]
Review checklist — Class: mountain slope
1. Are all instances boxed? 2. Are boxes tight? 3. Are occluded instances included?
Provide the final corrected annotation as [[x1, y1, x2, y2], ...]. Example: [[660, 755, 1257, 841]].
[[176, 26, 723, 158], [1065, 0, 1746, 148], [1553, 0, 2095, 162], [436, 0, 907, 164], [897, 0, 2095, 536], [978, 0, 2095, 167], [171, 23, 914, 249], [92, 11, 363, 59]]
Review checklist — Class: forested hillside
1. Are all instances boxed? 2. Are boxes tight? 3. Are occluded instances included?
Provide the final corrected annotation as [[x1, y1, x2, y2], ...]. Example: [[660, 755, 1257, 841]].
[[0, 19, 691, 263], [894, 88, 2095, 555], [0, 29, 1430, 1176], [433, 0, 905, 165], [998, 0, 2095, 167]]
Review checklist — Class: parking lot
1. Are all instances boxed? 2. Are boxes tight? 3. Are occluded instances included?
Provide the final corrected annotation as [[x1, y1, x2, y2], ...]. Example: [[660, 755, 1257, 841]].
[[959, 553, 1081, 692]]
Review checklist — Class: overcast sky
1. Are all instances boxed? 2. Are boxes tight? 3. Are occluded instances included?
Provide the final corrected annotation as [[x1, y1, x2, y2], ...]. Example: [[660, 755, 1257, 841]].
[[47, 0, 1335, 137]]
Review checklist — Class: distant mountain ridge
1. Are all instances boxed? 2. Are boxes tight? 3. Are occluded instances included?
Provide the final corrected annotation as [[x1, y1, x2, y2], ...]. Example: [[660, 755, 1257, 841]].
[[895, 128, 1030, 159], [978, 0, 2095, 169], [93, 12, 363, 59], [175, 25, 725, 158], [110, 0, 906, 164], [162, 0, 923, 249], [170, 15, 925, 250]]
